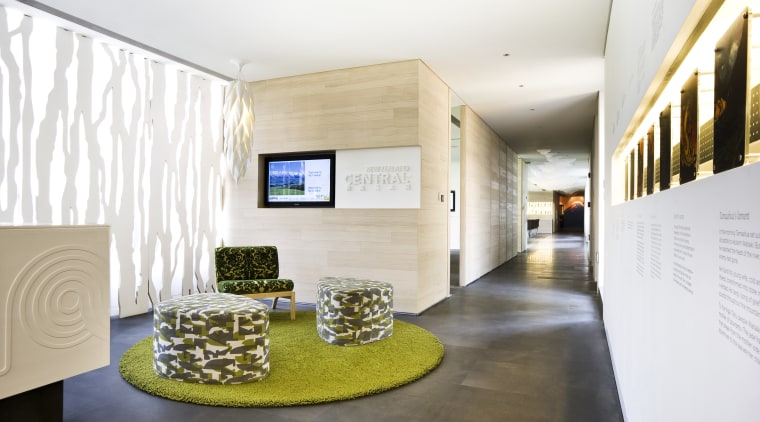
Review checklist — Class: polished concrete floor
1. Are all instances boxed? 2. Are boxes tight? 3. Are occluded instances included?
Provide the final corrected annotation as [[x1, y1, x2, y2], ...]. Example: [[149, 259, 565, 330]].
[[62, 233, 623, 422]]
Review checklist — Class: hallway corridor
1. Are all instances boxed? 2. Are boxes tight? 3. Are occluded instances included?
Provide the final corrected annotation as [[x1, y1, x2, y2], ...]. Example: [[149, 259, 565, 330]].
[[63, 233, 623, 422], [425, 233, 623, 421]]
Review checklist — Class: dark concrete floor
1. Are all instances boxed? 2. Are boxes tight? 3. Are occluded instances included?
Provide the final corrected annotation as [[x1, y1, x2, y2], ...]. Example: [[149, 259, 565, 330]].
[[62, 233, 623, 422], [450, 248, 459, 286]]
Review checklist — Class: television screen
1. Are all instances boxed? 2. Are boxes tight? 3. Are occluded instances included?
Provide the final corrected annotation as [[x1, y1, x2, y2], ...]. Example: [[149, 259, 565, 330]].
[[264, 153, 335, 207]]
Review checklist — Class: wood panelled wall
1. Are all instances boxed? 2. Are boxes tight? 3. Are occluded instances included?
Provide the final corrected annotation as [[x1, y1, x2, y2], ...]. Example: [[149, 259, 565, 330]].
[[417, 62, 451, 310], [459, 106, 519, 285], [222, 60, 450, 314]]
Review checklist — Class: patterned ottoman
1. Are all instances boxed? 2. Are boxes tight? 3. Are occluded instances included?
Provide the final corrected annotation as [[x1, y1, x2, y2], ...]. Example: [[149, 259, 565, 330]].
[[316, 277, 393, 346], [152, 293, 269, 384]]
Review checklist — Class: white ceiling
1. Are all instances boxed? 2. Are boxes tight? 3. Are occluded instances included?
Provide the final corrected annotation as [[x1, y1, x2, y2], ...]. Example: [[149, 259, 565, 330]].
[[11, 0, 611, 194]]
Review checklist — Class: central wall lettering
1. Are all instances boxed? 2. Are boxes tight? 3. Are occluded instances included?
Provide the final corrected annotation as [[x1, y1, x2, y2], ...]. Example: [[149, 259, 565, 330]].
[[336, 147, 421, 208], [344, 165, 413, 191]]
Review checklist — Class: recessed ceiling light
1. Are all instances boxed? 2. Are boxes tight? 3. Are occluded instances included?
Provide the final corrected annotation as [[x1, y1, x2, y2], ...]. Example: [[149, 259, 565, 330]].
[[519, 84, 524, 87]]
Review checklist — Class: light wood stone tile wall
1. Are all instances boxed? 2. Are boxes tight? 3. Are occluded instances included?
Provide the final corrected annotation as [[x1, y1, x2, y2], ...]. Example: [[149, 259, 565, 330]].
[[222, 60, 450, 314], [416, 62, 451, 310], [459, 106, 518, 286]]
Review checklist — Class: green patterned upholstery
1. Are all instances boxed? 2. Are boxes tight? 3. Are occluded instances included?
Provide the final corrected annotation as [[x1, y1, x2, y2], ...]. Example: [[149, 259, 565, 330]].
[[215, 246, 296, 320], [152, 293, 269, 384], [215, 246, 293, 293], [316, 277, 394, 346], [217, 278, 294, 294]]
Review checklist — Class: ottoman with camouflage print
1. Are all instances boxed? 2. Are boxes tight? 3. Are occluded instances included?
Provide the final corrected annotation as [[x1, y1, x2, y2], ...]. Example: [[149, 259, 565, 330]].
[[316, 277, 393, 346], [152, 293, 269, 384]]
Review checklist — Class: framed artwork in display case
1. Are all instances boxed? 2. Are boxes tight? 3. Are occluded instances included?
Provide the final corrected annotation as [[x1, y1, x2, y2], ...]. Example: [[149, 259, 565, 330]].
[[623, 157, 632, 201], [659, 104, 672, 191], [713, 8, 749, 173], [646, 124, 655, 195], [637, 138, 644, 197], [629, 149, 635, 200], [680, 70, 699, 184]]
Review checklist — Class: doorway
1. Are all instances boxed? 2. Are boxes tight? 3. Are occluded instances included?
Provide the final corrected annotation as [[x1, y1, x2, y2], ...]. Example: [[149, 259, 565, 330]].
[[450, 106, 461, 287]]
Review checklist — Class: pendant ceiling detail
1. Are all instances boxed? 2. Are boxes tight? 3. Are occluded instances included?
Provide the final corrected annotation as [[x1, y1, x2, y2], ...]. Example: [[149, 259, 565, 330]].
[[223, 79, 255, 183]]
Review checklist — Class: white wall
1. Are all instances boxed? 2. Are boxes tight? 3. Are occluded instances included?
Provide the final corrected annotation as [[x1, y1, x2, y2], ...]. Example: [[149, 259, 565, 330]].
[[605, 164, 760, 422], [592, 95, 605, 289], [527, 191, 554, 234], [527, 191, 554, 202], [518, 159, 528, 252], [603, 1, 760, 420], [604, 0, 705, 155], [0, 6, 224, 317]]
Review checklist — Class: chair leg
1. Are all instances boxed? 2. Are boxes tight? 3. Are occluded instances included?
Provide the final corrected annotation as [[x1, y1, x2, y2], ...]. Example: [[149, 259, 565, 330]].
[[272, 297, 279, 309], [289, 292, 296, 320]]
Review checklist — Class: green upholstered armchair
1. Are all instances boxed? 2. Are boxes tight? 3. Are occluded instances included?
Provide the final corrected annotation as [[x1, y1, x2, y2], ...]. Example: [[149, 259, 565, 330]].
[[215, 246, 296, 320]]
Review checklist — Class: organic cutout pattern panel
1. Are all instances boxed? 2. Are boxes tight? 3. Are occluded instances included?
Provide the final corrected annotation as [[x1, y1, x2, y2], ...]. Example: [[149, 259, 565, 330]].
[[0, 6, 223, 317]]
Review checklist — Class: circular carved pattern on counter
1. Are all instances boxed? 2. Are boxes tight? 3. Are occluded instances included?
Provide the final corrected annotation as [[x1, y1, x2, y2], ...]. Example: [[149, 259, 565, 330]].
[[14, 245, 108, 349]]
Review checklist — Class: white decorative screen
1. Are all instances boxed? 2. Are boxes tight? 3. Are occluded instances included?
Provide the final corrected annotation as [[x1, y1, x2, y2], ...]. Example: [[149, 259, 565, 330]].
[[0, 6, 224, 317]]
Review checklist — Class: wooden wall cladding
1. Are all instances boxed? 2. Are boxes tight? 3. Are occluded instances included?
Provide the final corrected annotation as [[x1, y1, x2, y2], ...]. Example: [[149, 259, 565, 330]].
[[459, 106, 518, 286], [223, 60, 450, 313]]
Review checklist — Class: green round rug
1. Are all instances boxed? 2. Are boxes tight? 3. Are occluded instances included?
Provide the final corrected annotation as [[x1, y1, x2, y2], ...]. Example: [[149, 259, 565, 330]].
[[119, 310, 444, 407]]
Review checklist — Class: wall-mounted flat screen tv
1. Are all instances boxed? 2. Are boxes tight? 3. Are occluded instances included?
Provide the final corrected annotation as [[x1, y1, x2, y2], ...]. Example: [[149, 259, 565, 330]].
[[264, 152, 335, 207]]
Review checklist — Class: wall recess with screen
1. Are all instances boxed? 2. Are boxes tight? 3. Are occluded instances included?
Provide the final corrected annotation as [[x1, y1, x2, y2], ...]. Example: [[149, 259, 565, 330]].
[[261, 152, 336, 207]]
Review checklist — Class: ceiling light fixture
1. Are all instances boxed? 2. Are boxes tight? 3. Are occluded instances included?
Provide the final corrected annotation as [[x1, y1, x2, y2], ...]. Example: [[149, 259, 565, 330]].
[[223, 61, 255, 183]]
